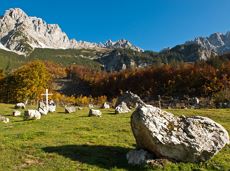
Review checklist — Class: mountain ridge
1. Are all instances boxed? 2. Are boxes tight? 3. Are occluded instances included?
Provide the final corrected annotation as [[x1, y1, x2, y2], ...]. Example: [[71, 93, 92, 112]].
[[0, 8, 143, 55], [184, 32, 230, 59], [0, 8, 230, 72]]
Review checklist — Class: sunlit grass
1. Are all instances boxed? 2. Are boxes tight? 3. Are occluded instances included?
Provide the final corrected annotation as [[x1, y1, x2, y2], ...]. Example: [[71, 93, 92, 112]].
[[0, 103, 229, 171]]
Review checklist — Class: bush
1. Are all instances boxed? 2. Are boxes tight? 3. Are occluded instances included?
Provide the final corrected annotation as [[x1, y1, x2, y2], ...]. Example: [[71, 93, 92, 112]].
[[213, 88, 230, 104]]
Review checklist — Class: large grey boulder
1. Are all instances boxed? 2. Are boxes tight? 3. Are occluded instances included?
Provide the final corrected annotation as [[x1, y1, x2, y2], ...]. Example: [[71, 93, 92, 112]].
[[116, 91, 145, 108], [130, 105, 229, 163], [88, 109, 102, 117], [115, 102, 131, 114]]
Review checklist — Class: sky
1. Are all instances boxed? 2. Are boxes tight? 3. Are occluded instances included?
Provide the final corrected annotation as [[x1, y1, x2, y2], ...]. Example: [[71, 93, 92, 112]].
[[1, 0, 230, 51]]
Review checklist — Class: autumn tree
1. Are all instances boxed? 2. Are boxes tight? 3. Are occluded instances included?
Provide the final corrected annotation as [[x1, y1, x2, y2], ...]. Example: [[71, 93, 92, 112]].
[[0, 61, 51, 103], [44, 61, 67, 79]]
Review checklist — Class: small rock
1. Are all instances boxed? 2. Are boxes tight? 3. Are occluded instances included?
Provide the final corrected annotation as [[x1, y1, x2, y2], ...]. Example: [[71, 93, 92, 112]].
[[48, 105, 56, 112], [115, 91, 145, 108], [88, 109, 102, 117], [15, 103, 26, 109], [0, 115, 9, 123], [101, 102, 110, 109], [24, 110, 41, 120], [65, 106, 76, 113], [126, 149, 154, 165], [115, 102, 130, 114], [76, 106, 83, 110], [146, 159, 170, 168], [38, 107, 48, 115], [88, 104, 94, 109], [48, 100, 56, 112], [39, 101, 46, 109], [13, 110, 21, 116]]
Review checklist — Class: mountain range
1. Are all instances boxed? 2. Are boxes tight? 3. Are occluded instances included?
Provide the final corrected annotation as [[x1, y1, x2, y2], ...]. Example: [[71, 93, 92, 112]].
[[0, 8, 142, 55], [0, 8, 230, 71]]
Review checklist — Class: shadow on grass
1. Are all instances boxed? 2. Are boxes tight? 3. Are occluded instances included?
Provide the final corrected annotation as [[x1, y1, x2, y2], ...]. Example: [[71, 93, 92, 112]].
[[14, 119, 31, 122], [9, 106, 16, 109], [43, 144, 144, 170], [107, 112, 116, 115], [79, 116, 90, 118], [57, 112, 66, 114], [4, 114, 13, 116]]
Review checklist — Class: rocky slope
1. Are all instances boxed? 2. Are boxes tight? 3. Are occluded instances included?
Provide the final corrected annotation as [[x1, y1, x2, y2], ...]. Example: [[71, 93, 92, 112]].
[[0, 8, 74, 54], [0, 8, 142, 55], [98, 49, 157, 71], [104, 39, 143, 52], [1, 8, 230, 71], [186, 32, 230, 55], [162, 32, 230, 61]]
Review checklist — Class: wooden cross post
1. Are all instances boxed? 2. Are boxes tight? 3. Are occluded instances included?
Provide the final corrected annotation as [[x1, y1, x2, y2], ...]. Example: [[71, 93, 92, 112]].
[[41, 89, 53, 109]]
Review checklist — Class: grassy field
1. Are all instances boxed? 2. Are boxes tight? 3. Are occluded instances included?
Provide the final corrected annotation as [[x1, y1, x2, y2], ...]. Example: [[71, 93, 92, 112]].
[[0, 103, 229, 171]]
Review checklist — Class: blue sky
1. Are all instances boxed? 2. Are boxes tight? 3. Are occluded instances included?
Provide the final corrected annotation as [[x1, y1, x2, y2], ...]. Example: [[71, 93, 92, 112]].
[[1, 0, 230, 51]]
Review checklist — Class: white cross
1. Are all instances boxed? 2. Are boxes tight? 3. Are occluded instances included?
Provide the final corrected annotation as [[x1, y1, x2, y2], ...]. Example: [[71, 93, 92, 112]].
[[41, 89, 53, 109]]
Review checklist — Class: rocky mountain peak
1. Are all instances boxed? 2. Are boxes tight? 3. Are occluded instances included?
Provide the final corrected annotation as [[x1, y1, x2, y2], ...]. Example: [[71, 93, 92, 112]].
[[186, 32, 230, 55], [0, 8, 75, 54], [209, 32, 225, 47], [0, 8, 143, 55], [4, 8, 28, 21], [160, 31, 230, 62], [104, 39, 143, 52], [104, 40, 113, 47]]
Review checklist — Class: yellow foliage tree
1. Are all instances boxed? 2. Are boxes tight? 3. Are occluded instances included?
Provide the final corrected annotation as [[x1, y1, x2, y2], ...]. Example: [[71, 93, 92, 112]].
[[3, 61, 51, 103]]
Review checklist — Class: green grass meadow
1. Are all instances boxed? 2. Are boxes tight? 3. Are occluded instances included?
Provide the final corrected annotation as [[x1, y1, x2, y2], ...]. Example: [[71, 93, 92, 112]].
[[0, 103, 229, 171]]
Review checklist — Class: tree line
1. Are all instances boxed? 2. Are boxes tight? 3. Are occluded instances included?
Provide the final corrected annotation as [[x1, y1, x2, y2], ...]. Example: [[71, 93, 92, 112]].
[[67, 57, 230, 102], [0, 56, 229, 105]]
